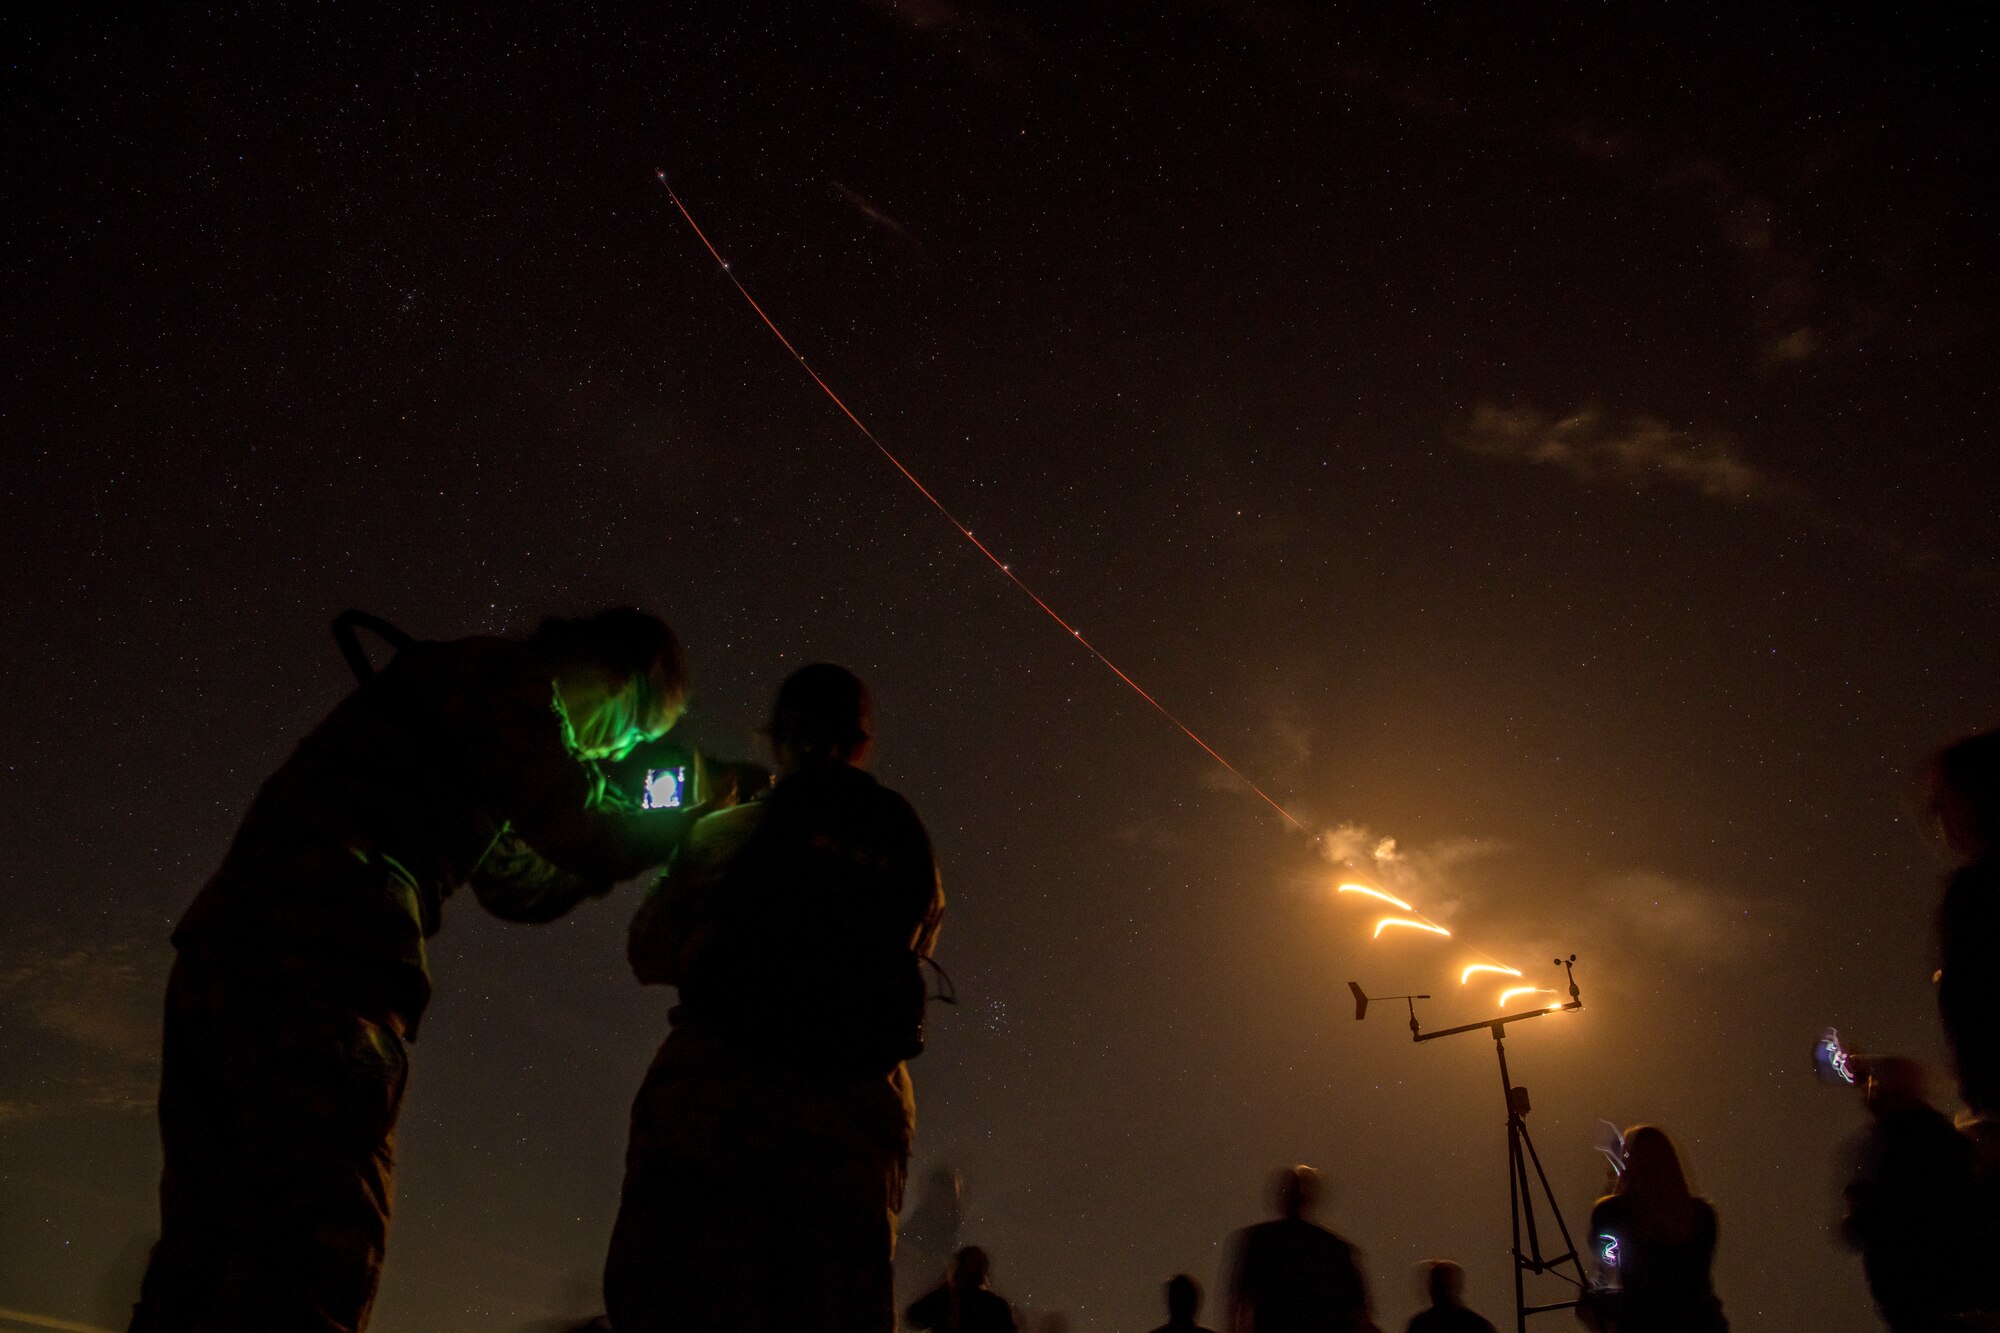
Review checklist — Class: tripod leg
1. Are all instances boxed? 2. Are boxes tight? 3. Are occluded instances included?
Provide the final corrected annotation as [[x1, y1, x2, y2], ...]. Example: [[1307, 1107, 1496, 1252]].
[[1511, 1114, 1548, 1267], [1516, 1114, 1587, 1284], [1509, 1121, 1526, 1333]]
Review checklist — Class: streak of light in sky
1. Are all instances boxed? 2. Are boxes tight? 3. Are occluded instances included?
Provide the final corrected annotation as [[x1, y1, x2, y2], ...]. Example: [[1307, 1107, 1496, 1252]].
[[1337, 882, 1414, 911], [1373, 917, 1452, 940]]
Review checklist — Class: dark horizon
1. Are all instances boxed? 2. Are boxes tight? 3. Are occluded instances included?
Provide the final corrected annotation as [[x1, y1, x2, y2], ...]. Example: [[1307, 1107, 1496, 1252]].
[[5, 5, 1998, 1330]]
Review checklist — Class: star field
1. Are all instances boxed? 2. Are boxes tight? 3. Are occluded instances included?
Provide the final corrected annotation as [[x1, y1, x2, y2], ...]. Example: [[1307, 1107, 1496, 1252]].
[[4, 4, 1998, 1330]]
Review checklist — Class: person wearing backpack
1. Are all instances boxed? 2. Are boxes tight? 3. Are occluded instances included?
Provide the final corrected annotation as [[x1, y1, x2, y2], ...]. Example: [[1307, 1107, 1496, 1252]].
[[606, 663, 946, 1333], [129, 608, 720, 1333]]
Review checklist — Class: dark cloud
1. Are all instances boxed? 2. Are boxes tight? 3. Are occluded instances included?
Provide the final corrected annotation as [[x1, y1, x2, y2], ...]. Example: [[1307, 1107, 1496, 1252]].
[[1459, 402, 2000, 586], [858, 0, 1035, 88], [1458, 404, 1773, 503], [1577, 871, 1768, 969], [0, 938, 162, 1123], [1216, 13, 1990, 373]]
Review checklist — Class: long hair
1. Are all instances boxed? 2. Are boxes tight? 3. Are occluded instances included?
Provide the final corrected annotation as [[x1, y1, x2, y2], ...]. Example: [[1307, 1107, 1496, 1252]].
[[1612, 1124, 1698, 1241]]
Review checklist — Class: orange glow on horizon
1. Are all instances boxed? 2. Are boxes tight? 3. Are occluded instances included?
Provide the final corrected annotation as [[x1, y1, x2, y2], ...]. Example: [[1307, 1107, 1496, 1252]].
[[1338, 883, 1414, 911]]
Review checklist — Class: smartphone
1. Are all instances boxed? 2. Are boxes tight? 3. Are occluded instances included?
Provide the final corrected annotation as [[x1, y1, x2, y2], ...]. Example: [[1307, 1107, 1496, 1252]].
[[642, 764, 692, 811], [1814, 1027, 1856, 1085]]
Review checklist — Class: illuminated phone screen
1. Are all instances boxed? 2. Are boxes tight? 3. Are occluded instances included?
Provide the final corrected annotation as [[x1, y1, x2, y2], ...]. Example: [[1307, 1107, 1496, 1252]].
[[642, 766, 689, 810], [1814, 1028, 1855, 1085]]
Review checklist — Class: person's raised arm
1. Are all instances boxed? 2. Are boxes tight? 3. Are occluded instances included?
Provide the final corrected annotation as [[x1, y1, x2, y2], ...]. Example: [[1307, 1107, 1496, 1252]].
[[626, 798, 765, 984]]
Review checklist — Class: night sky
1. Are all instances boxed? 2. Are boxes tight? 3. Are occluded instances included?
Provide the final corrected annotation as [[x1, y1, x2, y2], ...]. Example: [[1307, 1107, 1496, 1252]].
[[5, 5, 1998, 1330]]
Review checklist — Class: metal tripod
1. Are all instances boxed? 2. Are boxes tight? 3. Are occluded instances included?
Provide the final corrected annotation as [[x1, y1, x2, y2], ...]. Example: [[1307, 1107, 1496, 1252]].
[[1478, 1016, 1588, 1331], [1355, 956, 1588, 1333]]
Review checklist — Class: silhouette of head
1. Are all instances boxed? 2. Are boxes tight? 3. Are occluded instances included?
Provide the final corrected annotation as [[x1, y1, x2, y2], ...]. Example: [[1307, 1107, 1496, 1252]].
[[1927, 728, 2000, 858], [1617, 1125, 1692, 1204], [1272, 1165, 1320, 1220], [1165, 1274, 1201, 1323], [768, 663, 874, 771], [923, 1166, 964, 1205], [952, 1246, 990, 1290], [529, 608, 688, 760], [1423, 1260, 1465, 1308]]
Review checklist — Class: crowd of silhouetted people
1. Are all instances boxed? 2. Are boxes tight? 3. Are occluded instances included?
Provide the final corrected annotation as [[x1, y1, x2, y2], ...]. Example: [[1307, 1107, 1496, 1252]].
[[887, 1151, 1686, 1333], [116, 604, 2000, 1332]]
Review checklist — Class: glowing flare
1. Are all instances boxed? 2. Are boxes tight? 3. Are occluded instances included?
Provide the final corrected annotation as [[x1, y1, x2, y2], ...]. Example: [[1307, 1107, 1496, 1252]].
[[1373, 917, 1451, 940], [656, 178, 1539, 980], [1461, 964, 1523, 985], [1337, 883, 1413, 911], [1498, 987, 1558, 1008]]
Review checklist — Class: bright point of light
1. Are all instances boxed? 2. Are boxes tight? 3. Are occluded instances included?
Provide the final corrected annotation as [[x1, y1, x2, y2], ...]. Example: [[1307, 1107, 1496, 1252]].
[[642, 766, 686, 811], [1373, 917, 1450, 940], [1498, 987, 1557, 1007], [1461, 963, 1523, 985], [1338, 883, 1413, 911], [1817, 1031, 1856, 1085]]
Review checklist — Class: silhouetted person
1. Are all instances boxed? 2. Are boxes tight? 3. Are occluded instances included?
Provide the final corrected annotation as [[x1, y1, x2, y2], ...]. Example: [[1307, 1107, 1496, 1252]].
[[131, 609, 713, 1333], [1148, 1274, 1219, 1333], [1922, 727, 2000, 1324], [1225, 1165, 1378, 1333], [1404, 1262, 1494, 1333], [1927, 728, 2000, 1134], [897, 1167, 967, 1304], [1840, 1057, 1979, 1331], [905, 1247, 1017, 1333], [1580, 1125, 1728, 1333], [607, 664, 945, 1333]]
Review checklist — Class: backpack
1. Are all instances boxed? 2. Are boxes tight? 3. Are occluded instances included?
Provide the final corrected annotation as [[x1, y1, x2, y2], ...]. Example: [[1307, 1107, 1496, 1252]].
[[331, 609, 417, 681], [682, 771, 950, 1075]]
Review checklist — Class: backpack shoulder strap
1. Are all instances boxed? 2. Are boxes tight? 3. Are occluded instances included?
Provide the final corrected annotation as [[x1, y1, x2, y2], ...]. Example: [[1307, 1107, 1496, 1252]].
[[331, 609, 418, 682]]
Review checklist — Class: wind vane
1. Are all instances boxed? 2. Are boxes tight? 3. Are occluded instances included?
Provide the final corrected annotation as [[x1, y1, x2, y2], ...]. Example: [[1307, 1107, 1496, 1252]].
[[1351, 956, 1588, 1332]]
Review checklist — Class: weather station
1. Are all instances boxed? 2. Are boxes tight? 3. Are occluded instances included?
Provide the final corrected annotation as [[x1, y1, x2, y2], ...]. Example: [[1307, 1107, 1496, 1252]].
[[1350, 956, 1588, 1333]]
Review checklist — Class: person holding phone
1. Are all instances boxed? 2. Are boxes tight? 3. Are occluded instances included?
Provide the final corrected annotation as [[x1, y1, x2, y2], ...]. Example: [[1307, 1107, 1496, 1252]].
[[131, 608, 721, 1333], [1580, 1126, 1728, 1333], [1927, 728, 2000, 1134]]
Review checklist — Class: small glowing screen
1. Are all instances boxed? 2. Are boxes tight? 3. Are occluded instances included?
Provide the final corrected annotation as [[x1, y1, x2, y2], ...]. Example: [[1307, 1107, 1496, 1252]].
[[642, 766, 687, 810], [1815, 1028, 1855, 1085]]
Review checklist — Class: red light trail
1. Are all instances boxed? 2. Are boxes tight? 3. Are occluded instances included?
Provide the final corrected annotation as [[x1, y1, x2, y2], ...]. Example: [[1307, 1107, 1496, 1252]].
[[654, 173, 1534, 996], [655, 171, 1312, 837]]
